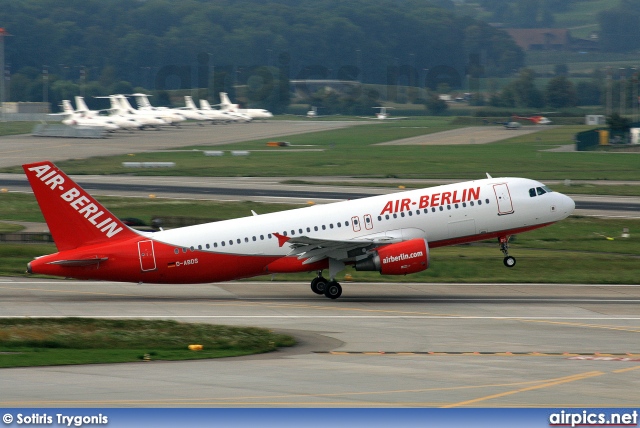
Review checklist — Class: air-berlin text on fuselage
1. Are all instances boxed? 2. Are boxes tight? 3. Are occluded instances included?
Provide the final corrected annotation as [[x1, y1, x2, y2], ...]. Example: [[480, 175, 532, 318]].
[[380, 187, 480, 215], [27, 165, 123, 238], [382, 251, 424, 265]]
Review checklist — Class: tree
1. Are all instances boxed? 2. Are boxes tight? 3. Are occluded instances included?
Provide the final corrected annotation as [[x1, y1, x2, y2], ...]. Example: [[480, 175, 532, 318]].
[[545, 75, 577, 108], [424, 92, 448, 115], [597, 8, 640, 52]]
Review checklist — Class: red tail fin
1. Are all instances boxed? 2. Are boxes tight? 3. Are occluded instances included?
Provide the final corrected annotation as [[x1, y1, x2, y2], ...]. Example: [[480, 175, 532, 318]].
[[23, 161, 138, 251]]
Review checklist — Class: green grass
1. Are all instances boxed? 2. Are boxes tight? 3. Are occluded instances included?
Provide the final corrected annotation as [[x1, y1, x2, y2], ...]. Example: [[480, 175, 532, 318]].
[[0, 222, 24, 233], [0, 318, 295, 368], [0, 122, 41, 137]]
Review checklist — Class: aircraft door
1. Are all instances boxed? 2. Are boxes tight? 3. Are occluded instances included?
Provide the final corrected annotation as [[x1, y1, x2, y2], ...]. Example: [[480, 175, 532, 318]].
[[364, 214, 373, 230], [493, 183, 514, 215], [138, 240, 157, 272], [351, 216, 361, 232]]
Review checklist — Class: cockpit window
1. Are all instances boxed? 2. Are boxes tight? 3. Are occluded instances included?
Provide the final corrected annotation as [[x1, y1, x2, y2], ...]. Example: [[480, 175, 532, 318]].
[[529, 188, 536, 197], [536, 187, 546, 196]]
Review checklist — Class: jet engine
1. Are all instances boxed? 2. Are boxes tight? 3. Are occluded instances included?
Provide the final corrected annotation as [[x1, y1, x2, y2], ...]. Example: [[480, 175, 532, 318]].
[[354, 238, 429, 275]]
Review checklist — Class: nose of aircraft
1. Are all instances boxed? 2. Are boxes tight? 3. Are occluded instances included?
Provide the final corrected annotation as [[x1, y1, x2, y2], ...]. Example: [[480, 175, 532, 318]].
[[558, 192, 575, 218]]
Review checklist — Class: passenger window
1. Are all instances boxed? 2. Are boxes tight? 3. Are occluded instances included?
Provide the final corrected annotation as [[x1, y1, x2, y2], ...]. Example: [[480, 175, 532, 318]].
[[337, 223, 341, 227], [470, 201, 474, 206], [291, 230, 295, 235], [385, 214, 390, 220], [478, 200, 482, 205], [329, 224, 333, 229], [299, 228, 303, 234], [268, 234, 272, 239], [536, 187, 546, 196], [439, 206, 443, 211], [393, 213, 397, 219], [206, 244, 210, 249], [307, 227, 311, 232], [431, 208, 435, 212], [198, 245, 202, 250], [529, 188, 536, 197], [214, 243, 218, 248], [229, 240, 233, 245], [314, 226, 318, 231], [237, 239, 241, 244], [485, 199, 490, 204], [378, 216, 382, 221], [252, 236, 256, 241], [345, 221, 349, 226], [245, 237, 249, 242], [322, 225, 326, 230], [462, 202, 466, 207], [408, 211, 412, 216], [221, 242, 225, 247], [174, 248, 179, 254], [400, 212, 405, 217]]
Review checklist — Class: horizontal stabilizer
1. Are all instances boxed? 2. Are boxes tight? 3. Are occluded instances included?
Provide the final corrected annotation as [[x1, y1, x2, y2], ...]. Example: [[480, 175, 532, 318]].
[[47, 257, 109, 266]]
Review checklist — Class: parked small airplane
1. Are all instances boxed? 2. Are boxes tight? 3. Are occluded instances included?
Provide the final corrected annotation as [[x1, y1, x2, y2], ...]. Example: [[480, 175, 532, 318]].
[[361, 107, 407, 120], [512, 114, 553, 125], [96, 95, 167, 129], [24, 161, 574, 299], [129, 93, 186, 126], [74, 96, 143, 131], [218, 92, 272, 120], [52, 100, 120, 131]]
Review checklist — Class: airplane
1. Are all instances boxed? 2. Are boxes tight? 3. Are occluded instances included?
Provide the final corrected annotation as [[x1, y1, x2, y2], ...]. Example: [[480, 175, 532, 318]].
[[96, 95, 167, 129], [23, 161, 574, 299], [129, 93, 186, 126], [75, 96, 143, 131], [512, 114, 553, 125], [114, 94, 170, 128], [177, 96, 231, 124], [52, 100, 120, 132], [307, 106, 318, 118], [218, 92, 272, 120], [199, 99, 237, 123], [361, 107, 407, 120]]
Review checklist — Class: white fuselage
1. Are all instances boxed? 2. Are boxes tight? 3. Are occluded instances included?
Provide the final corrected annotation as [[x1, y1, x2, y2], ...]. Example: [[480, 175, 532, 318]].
[[151, 177, 574, 257]]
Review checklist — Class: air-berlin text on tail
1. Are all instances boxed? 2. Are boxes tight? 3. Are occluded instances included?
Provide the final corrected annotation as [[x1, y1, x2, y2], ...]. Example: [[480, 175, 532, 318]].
[[27, 164, 123, 238], [380, 187, 481, 215]]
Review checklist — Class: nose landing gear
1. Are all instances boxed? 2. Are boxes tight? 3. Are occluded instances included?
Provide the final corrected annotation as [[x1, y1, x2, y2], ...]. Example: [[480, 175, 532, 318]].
[[499, 236, 516, 268]]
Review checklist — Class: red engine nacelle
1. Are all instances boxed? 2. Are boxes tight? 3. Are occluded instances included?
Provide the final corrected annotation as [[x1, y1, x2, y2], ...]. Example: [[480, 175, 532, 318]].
[[354, 238, 429, 275]]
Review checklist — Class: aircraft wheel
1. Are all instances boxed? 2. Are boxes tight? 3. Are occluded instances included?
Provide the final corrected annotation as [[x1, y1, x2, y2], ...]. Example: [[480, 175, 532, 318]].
[[324, 281, 342, 299], [310, 276, 328, 295], [503, 256, 516, 268]]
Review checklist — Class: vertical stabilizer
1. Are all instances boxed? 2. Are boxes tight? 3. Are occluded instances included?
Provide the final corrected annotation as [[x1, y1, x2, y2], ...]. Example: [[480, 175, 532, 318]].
[[200, 99, 212, 110], [61, 100, 75, 115], [74, 96, 91, 114], [184, 96, 198, 110], [23, 161, 139, 251]]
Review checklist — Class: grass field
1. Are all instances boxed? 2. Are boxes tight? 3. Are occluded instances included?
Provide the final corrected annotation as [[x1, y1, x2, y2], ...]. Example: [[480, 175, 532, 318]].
[[0, 318, 295, 368], [3, 120, 637, 182]]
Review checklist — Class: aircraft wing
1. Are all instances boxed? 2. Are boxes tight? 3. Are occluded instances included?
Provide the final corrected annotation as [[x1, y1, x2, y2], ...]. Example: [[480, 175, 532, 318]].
[[280, 234, 401, 265]]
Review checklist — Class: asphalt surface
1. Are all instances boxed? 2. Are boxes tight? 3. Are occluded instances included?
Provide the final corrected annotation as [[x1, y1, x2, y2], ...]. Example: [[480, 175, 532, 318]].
[[1, 278, 639, 407]]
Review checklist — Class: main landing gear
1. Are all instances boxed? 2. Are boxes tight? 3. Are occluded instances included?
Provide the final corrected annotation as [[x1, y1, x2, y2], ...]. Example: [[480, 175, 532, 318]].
[[310, 272, 342, 299], [499, 236, 516, 268]]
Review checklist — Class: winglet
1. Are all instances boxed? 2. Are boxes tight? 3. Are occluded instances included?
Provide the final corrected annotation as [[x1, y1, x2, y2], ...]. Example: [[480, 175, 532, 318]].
[[486, 173, 492, 179], [23, 161, 139, 251]]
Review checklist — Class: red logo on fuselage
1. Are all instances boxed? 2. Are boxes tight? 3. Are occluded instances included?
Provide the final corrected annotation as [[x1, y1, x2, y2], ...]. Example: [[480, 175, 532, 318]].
[[380, 187, 480, 215]]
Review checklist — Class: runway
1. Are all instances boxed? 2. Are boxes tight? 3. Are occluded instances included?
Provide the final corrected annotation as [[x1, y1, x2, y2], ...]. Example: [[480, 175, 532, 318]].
[[1, 278, 639, 407]]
